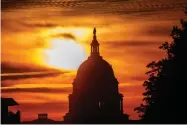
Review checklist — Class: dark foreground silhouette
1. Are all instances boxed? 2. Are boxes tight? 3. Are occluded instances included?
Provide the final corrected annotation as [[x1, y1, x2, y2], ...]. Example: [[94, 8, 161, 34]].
[[1, 98, 21, 124], [135, 9, 187, 124], [63, 28, 129, 124], [22, 114, 62, 124]]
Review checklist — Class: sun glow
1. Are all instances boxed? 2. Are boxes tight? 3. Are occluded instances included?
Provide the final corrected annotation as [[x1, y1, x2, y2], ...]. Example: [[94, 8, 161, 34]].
[[44, 39, 87, 70]]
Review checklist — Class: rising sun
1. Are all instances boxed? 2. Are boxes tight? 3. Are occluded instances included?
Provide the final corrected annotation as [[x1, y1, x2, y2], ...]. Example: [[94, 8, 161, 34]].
[[44, 39, 87, 70]]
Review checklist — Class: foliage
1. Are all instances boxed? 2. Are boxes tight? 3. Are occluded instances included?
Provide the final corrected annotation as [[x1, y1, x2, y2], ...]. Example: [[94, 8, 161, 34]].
[[134, 10, 187, 123]]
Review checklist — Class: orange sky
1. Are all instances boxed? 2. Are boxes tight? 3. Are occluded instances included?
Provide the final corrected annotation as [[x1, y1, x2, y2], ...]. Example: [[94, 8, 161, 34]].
[[1, 0, 187, 122]]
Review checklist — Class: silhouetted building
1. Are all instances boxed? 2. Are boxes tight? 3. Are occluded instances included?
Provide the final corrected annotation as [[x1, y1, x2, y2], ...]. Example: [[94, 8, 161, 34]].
[[22, 113, 62, 124], [1, 97, 21, 124], [38, 113, 48, 120], [64, 28, 129, 123]]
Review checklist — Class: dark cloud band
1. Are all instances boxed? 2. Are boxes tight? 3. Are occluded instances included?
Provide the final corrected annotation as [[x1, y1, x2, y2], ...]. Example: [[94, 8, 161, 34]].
[[1, 71, 64, 81], [2, 0, 187, 17], [1, 87, 72, 93], [51, 33, 76, 40], [103, 41, 161, 48]]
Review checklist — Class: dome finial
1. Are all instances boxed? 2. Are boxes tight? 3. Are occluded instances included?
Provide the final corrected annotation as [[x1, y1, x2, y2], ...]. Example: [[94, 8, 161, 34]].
[[93, 27, 96, 35]]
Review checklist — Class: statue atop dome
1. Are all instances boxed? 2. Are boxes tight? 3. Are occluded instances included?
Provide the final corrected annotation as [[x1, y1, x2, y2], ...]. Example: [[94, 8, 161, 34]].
[[63, 28, 129, 124], [93, 27, 96, 35]]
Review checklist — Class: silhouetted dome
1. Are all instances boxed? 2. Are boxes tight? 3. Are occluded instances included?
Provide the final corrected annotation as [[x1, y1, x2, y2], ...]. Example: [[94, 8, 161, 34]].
[[77, 56, 115, 80], [73, 55, 118, 96], [72, 28, 118, 95], [64, 28, 129, 124]]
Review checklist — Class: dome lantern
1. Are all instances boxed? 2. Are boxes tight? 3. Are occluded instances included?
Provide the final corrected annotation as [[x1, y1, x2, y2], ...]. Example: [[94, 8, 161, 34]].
[[90, 27, 100, 56]]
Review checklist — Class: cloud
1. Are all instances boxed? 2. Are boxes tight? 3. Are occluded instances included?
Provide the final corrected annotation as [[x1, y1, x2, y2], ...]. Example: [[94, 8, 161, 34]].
[[1, 18, 59, 33], [1, 71, 64, 81], [1, 0, 82, 10], [103, 41, 161, 48], [142, 25, 173, 36], [1, 73, 75, 87], [51, 33, 76, 40], [1, 62, 68, 81], [1, 62, 61, 73], [2, 0, 187, 17], [20, 22, 58, 28], [1, 87, 72, 93]]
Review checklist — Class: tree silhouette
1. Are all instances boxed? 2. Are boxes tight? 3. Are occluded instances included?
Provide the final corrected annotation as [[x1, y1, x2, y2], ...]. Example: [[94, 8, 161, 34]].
[[135, 9, 187, 123]]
